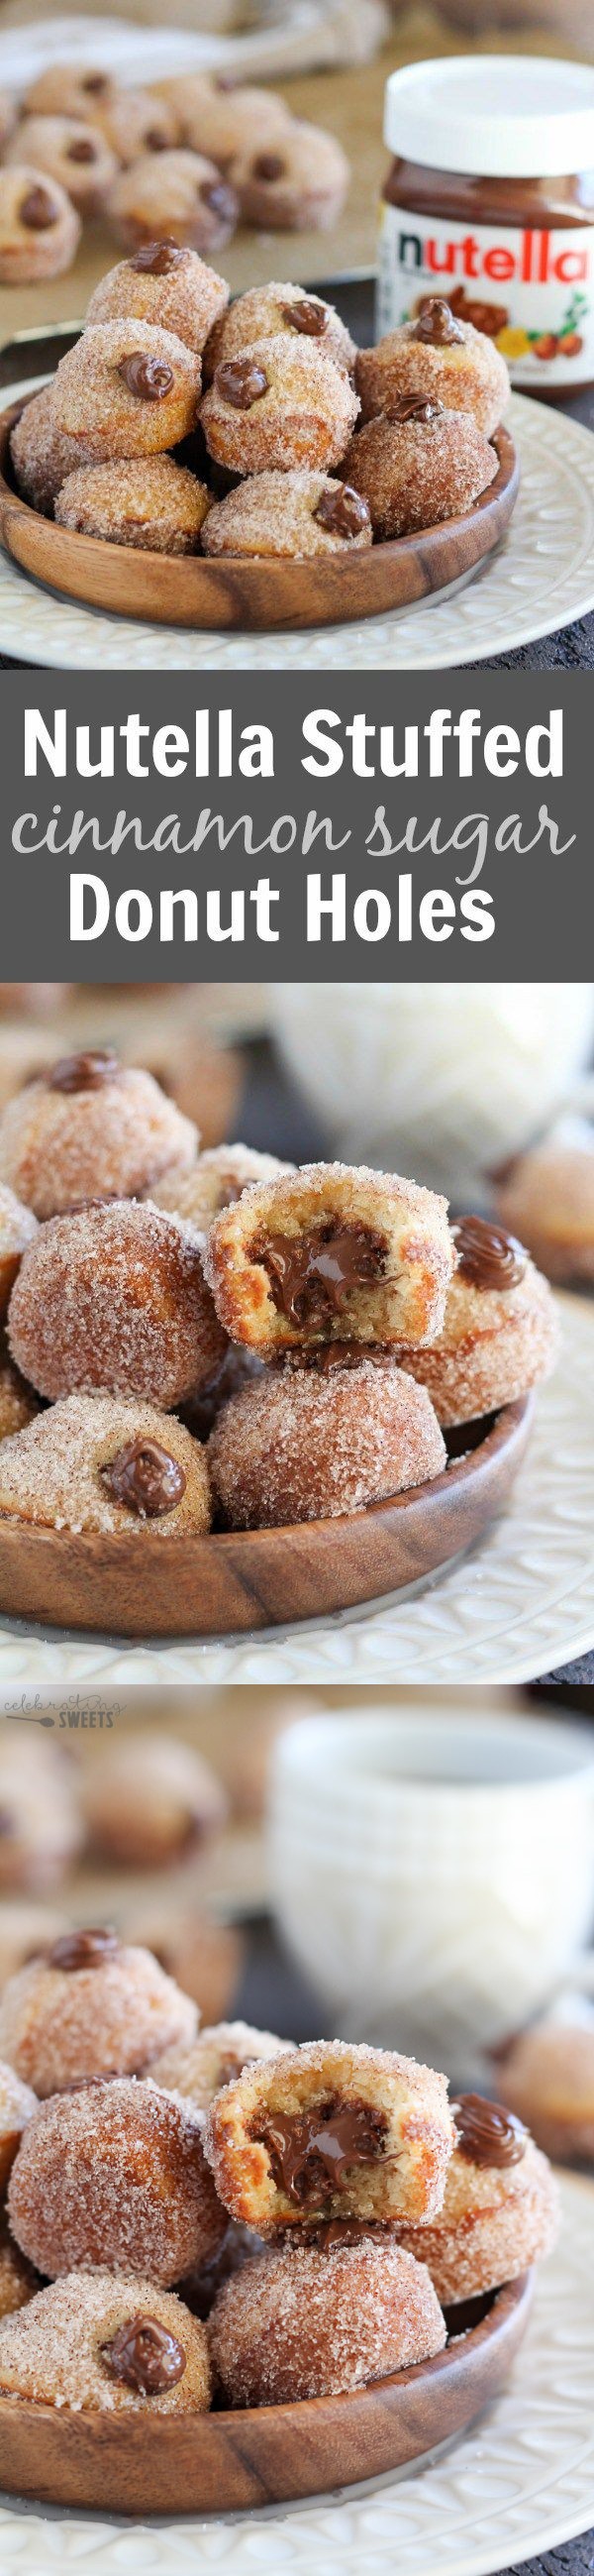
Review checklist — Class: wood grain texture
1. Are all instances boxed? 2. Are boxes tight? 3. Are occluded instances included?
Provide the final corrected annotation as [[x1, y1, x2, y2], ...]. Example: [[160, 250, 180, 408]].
[[0, 2272, 533, 2517], [0, 399, 519, 632], [0, 1395, 533, 1641]]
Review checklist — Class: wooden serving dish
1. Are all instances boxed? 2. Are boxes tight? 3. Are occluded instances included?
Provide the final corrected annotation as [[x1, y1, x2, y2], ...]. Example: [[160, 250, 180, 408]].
[[0, 2273, 532, 2517], [0, 1396, 533, 1641], [0, 398, 519, 633]]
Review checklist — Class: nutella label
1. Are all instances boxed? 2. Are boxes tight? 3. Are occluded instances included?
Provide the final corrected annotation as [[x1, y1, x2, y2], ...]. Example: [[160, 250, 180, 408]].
[[378, 201, 594, 386]]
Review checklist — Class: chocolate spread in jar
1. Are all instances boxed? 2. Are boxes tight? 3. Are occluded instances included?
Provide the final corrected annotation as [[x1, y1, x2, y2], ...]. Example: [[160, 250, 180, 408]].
[[452, 2093, 527, 2168], [255, 1222, 386, 1330], [254, 2096, 388, 2204]]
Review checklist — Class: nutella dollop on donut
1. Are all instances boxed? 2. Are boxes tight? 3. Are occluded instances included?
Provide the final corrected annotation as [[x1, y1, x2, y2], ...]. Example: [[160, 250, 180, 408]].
[[66, 138, 97, 165], [453, 2093, 527, 2169], [130, 239, 185, 274], [48, 1926, 121, 1973], [101, 2314, 186, 2393], [252, 153, 285, 183], [21, 186, 57, 231], [314, 483, 371, 538], [216, 357, 268, 409], [452, 1215, 527, 1292], [117, 354, 174, 402], [49, 1046, 119, 1094], [101, 1437, 187, 1518], [282, 296, 329, 338], [413, 297, 464, 347], [387, 394, 445, 424]]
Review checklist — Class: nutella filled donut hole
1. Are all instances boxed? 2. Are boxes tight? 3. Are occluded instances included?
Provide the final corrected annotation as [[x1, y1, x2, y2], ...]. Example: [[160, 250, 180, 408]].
[[228, 121, 349, 233], [394, 1217, 559, 1425], [8, 2078, 226, 2282], [0, 1055, 196, 1216], [202, 470, 372, 561], [0, 2060, 38, 2190], [8, 1199, 227, 1407], [208, 1356, 446, 1528], [55, 456, 211, 553], [10, 385, 92, 516], [162, 74, 291, 169], [356, 300, 509, 438], [0, 1394, 211, 1537], [52, 320, 201, 462], [204, 1163, 453, 1351], [203, 283, 356, 384], [24, 63, 119, 123], [81, 1733, 228, 1868], [209, 2232, 446, 2406], [496, 1134, 594, 1288], [0, 2269, 211, 2412], [6, 119, 117, 218], [343, 405, 498, 540], [0, 167, 80, 285], [200, 337, 358, 477], [99, 89, 179, 166], [0, 1185, 38, 1318], [108, 151, 238, 260], [0, 1930, 196, 2094], [152, 2020, 289, 2112], [86, 243, 229, 360], [0, 1738, 82, 1896], [498, 2022, 594, 2164], [152, 1141, 293, 1232], [394, 2093, 559, 2302], [204, 2039, 454, 2229]]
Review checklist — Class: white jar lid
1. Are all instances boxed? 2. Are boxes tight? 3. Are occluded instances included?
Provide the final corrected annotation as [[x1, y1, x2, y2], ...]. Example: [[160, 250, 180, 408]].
[[384, 54, 594, 180]]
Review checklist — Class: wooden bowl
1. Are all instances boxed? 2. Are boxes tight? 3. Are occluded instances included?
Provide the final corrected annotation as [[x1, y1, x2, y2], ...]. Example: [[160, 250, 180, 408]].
[[0, 2272, 533, 2516], [0, 1396, 533, 1641], [0, 398, 519, 633]]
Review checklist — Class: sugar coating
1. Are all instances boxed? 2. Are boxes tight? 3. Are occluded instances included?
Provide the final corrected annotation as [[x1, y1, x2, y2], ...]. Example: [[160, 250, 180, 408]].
[[0, 166, 80, 284], [203, 469, 372, 561], [497, 1139, 594, 1286], [80, 1730, 227, 1866], [152, 2021, 289, 2111], [228, 120, 349, 233], [0, 2058, 38, 2189], [55, 456, 211, 553], [499, 2022, 594, 2162], [8, 1199, 227, 1407], [204, 283, 356, 383], [209, 1358, 446, 1528], [108, 150, 238, 259], [0, 1061, 196, 1218], [0, 1942, 197, 2095], [204, 1160, 453, 1352], [0, 1357, 39, 1442], [166, 74, 291, 166], [0, 2268, 211, 2410], [86, 246, 229, 358], [394, 1256, 558, 1426], [6, 118, 117, 215], [8, 2077, 226, 2282], [152, 1142, 293, 1230], [0, 1183, 38, 1316], [0, 1734, 82, 1895], [356, 316, 509, 439], [204, 2038, 454, 2230], [344, 412, 498, 541], [24, 64, 119, 121], [52, 320, 200, 460], [0, 1392, 211, 1536], [100, 88, 178, 165], [395, 2137, 559, 2304], [10, 385, 92, 516], [209, 2234, 446, 2405], [0, 2219, 37, 2320], [201, 336, 358, 476]]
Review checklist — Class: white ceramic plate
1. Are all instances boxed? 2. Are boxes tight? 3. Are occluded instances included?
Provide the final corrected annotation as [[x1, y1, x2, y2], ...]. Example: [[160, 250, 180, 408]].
[[0, 2169, 592, 2576], [0, 390, 593, 671], [0, 1289, 591, 1687]]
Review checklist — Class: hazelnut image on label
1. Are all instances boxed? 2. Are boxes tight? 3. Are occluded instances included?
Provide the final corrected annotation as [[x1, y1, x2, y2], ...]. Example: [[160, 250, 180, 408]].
[[51, 320, 201, 461], [0, 167, 80, 284], [200, 336, 358, 476]]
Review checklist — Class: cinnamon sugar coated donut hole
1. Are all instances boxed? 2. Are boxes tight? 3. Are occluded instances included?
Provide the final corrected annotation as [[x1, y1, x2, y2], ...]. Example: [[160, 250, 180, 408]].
[[0, 2217, 38, 2320], [343, 409, 498, 541], [204, 284, 356, 383], [200, 338, 358, 477], [0, 167, 80, 285], [80, 1733, 228, 1867], [52, 320, 200, 462], [152, 1142, 294, 1230], [498, 2022, 594, 2163], [55, 457, 211, 553], [0, 1352, 39, 1442], [0, 2059, 38, 2189], [10, 385, 92, 516], [394, 1222, 559, 1426], [0, 1737, 82, 1894], [0, 1931, 196, 2094], [86, 244, 229, 360], [203, 2039, 454, 2229], [152, 2021, 289, 2112], [202, 471, 372, 561], [0, 1393, 211, 1537], [496, 1134, 594, 1287], [99, 89, 179, 166], [228, 121, 349, 233], [163, 75, 291, 169], [6, 119, 117, 217], [394, 2099, 559, 2302], [0, 1056, 196, 1217], [209, 2233, 446, 2406], [8, 1199, 226, 1407], [0, 2269, 211, 2411], [204, 1162, 453, 1351], [0, 1185, 38, 1316], [8, 2078, 226, 2283], [208, 1357, 446, 1528], [108, 152, 238, 260], [24, 64, 119, 123], [0, 90, 17, 152], [355, 302, 509, 438]]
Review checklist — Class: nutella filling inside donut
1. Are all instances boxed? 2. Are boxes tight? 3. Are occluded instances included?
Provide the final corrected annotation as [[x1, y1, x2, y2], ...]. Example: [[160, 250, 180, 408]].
[[254, 2096, 388, 2204], [49, 1046, 119, 1092], [315, 484, 370, 538], [100, 1439, 186, 1517], [48, 1926, 120, 1972], [282, 297, 329, 337], [256, 1221, 386, 1330], [452, 1216, 527, 1291], [101, 2315, 186, 2393], [413, 297, 464, 346], [453, 2093, 527, 2169], [216, 358, 268, 409], [130, 240, 185, 274], [118, 354, 174, 401], [21, 187, 57, 231]]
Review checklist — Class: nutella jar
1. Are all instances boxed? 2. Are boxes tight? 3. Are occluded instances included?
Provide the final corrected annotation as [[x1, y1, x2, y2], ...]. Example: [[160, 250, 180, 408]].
[[378, 54, 594, 390]]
